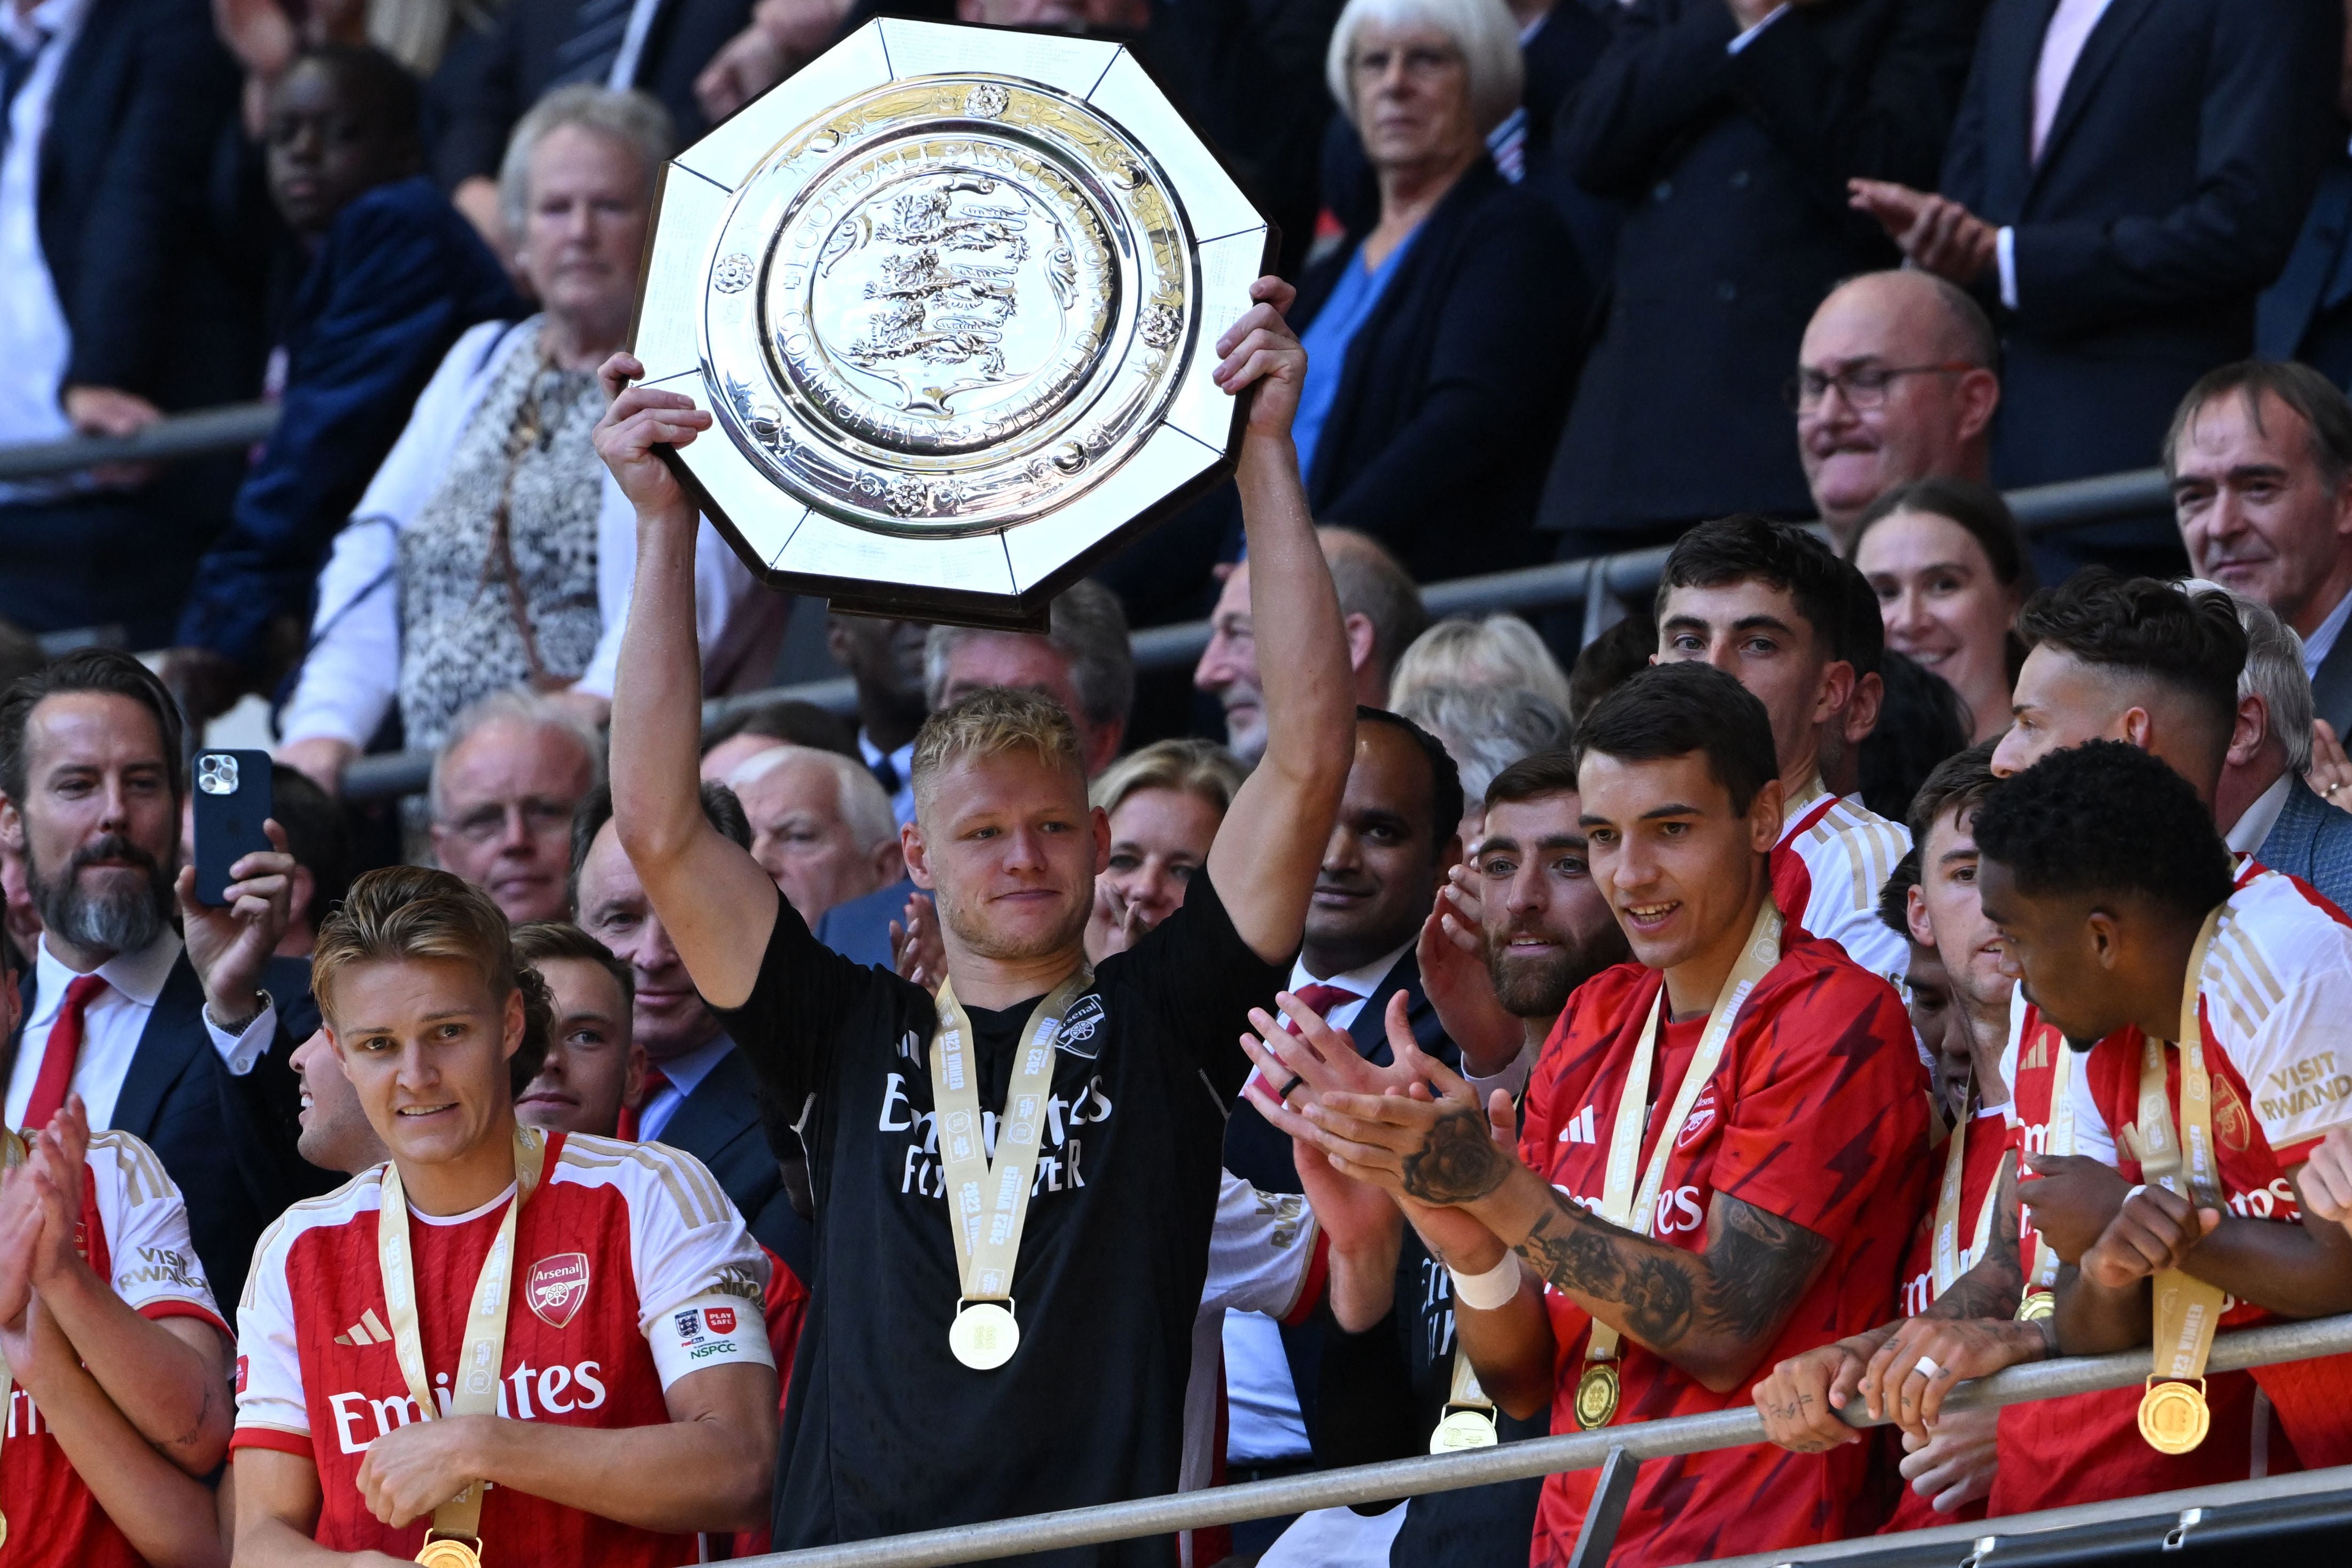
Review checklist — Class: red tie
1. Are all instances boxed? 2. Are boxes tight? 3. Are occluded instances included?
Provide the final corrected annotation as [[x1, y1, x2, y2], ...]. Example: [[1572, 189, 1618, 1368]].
[[616, 1067, 671, 1142], [22, 974, 106, 1135], [1282, 983, 1362, 1036]]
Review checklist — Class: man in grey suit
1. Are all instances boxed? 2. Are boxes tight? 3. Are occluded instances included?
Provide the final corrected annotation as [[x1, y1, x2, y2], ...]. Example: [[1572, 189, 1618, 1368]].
[[2173, 360, 2352, 796], [2213, 588, 2352, 907]]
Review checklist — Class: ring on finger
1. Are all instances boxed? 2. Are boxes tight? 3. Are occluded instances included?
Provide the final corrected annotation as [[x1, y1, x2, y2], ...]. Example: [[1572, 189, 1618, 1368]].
[[1912, 1355, 1944, 1381], [1278, 1073, 1308, 1103]]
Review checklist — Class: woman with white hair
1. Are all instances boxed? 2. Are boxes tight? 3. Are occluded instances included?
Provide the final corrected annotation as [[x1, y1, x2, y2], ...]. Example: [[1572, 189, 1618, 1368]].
[[277, 84, 749, 800], [1389, 611, 1573, 713], [1286, 0, 1579, 582]]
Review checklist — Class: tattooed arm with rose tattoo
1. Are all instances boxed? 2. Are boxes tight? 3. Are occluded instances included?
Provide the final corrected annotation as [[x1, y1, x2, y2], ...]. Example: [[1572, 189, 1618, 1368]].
[[1253, 1032, 1832, 1394]]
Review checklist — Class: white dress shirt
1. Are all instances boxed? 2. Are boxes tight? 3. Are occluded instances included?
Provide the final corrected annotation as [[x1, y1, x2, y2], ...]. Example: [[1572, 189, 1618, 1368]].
[[860, 732, 918, 829], [5, 932, 275, 1133], [1996, 0, 2118, 311], [633, 1031, 734, 1146], [2227, 771, 2296, 858], [0, 0, 92, 498]]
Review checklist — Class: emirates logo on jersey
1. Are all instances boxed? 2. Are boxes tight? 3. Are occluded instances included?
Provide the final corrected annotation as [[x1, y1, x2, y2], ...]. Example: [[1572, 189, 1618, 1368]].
[[526, 1252, 592, 1328], [1676, 1086, 1719, 1152]]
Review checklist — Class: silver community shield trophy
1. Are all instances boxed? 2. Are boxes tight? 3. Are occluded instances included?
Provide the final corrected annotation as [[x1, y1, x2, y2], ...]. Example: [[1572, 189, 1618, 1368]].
[[629, 18, 1276, 628]]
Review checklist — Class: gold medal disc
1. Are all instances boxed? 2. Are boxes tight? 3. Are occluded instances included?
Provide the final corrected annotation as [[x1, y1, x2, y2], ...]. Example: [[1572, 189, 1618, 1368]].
[[2015, 1291, 2055, 1323], [416, 1535, 483, 1568], [1430, 1408, 1500, 1453], [1574, 1362, 1620, 1430], [2137, 1378, 2211, 1455], [949, 1300, 1021, 1371]]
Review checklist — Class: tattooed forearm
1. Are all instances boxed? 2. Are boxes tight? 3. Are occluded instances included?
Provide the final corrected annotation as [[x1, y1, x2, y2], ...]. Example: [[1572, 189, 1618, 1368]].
[[1519, 1201, 1699, 1346], [1698, 1199, 1830, 1341], [1400, 1104, 1511, 1204], [161, 1379, 216, 1451], [1514, 1192, 1827, 1355], [1928, 1168, 2024, 1322]]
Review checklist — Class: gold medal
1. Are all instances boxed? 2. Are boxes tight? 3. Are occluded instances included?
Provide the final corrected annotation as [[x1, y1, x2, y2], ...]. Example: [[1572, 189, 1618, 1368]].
[[416, 1534, 483, 1568], [2138, 1378, 2211, 1456], [2015, 1290, 2055, 1322], [1574, 1361, 1621, 1430], [948, 1300, 1021, 1370], [1430, 1407, 1500, 1453]]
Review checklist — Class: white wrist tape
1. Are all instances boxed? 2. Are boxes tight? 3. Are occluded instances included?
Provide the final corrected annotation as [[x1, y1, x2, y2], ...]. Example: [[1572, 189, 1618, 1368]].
[[1448, 1252, 1523, 1312]]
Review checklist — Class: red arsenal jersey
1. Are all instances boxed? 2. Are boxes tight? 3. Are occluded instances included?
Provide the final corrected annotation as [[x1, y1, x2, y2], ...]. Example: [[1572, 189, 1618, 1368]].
[[231, 1132, 772, 1565], [6, 1130, 226, 1568], [1877, 1106, 2011, 1534], [1516, 932, 1929, 1566], [1991, 989, 2282, 1515]]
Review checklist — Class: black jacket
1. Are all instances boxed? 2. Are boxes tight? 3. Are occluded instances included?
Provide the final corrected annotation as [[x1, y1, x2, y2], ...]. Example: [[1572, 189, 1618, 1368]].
[[35, 0, 251, 414], [9, 954, 329, 1313], [1222, 948, 1450, 1458], [428, 0, 755, 189], [1293, 159, 1583, 580], [654, 1043, 813, 1284], [1945, 0, 2337, 487], [2258, 138, 2352, 391], [1538, 0, 1983, 535]]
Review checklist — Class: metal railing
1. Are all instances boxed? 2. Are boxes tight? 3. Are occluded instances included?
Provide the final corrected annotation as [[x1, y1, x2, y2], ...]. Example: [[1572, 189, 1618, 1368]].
[[333, 465, 2174, 802], [0, 402, 277, 482], [0, 400, 2175, 800], [726, 1311, 2352, 1568]]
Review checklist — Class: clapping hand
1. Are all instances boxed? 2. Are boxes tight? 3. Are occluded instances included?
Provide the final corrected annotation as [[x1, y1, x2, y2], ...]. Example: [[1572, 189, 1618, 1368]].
[[1848, 180, 1998, 286], [890, 892, 943, 992], [1415, 871, 1523, 1076]]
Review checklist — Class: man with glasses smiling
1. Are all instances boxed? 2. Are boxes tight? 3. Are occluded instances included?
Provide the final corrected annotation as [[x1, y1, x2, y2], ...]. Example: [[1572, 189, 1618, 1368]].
[[429, 692, 604, 925], [1790, 270, 2002, 552]]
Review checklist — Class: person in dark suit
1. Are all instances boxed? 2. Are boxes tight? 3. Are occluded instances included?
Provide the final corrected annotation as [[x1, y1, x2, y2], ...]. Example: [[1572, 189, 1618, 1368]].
[[2261, 135, 2352, 392], [1218, 711, 1478, 1546], [0, 651, 325, 1308], [571, 781, 813, 1279], [169, 46, 521, 712], [1288, 0, 1582, 580], [2170, 361, 2352, 755], [2210, 588, 2352, 909], [0, 0, 261, 648], [1853, 0, 2339, 577], [1533, 0, 1981, 558], [426, 0, 753, 243]]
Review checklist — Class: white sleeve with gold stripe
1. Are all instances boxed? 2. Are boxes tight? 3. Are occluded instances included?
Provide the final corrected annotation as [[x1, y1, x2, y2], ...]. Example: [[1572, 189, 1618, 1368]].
[[556, 1135, 774, 1388], [88, 1129, 223, 1324]]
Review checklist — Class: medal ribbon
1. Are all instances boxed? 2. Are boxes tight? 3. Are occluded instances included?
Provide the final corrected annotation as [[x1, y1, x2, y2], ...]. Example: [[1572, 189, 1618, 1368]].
[[2136, 907, 2228, 1397], [1930, 1083, 2003, 1298], [2021, 1009, 2078, 1297], [376, 1126, 546, 1549], [929, 971, 1090, 1307], [1581, 898, 1784, 1378]]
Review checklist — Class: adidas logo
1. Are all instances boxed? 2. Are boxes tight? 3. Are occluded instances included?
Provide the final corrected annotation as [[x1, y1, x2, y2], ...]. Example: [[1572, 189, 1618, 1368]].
[[1558, 1105, 1598, 1145], [335, 1309, 393, 1347]]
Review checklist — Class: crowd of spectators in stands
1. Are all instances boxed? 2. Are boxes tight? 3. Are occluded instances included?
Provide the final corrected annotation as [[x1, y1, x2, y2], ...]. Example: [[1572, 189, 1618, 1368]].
[[19, 0, 2352, 1564]]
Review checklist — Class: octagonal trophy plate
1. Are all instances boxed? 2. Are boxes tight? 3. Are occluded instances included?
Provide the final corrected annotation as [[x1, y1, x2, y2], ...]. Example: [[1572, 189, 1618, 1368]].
[[629, 17, 1276, 628]]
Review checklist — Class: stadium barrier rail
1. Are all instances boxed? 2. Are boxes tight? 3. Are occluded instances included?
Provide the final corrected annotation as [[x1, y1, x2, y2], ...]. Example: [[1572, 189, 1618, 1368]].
[[0, 405, 2175, 803], [730, 1311, 2352, 1568]]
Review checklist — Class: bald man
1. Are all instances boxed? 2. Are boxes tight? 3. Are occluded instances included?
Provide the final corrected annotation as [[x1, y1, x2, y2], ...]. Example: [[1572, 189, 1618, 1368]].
[[1796, 271, 2002, 549]]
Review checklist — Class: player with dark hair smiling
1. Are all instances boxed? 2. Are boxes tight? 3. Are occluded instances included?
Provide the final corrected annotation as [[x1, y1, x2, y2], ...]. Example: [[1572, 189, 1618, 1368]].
[[1653, 516, 1912, 987], [1248, 662, 1927, 1565]]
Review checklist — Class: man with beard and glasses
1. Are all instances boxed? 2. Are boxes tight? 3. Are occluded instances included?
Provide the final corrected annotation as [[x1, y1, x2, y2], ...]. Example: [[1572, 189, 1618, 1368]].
[[0, 650, 323, 1307]]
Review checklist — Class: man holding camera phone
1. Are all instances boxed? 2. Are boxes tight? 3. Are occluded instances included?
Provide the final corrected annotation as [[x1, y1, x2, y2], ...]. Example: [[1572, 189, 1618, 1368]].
[[0, 649, 323, 1307]]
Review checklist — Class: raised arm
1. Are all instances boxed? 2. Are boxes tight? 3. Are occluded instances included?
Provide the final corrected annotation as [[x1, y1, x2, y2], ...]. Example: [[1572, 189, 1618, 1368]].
[[593, 353, 782, 1010], [1202, 278, 1357, 963]]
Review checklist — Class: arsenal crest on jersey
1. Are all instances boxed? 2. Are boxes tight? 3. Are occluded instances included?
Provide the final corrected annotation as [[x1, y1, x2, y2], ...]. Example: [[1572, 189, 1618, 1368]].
[[528, 1252, 592, 1328]]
